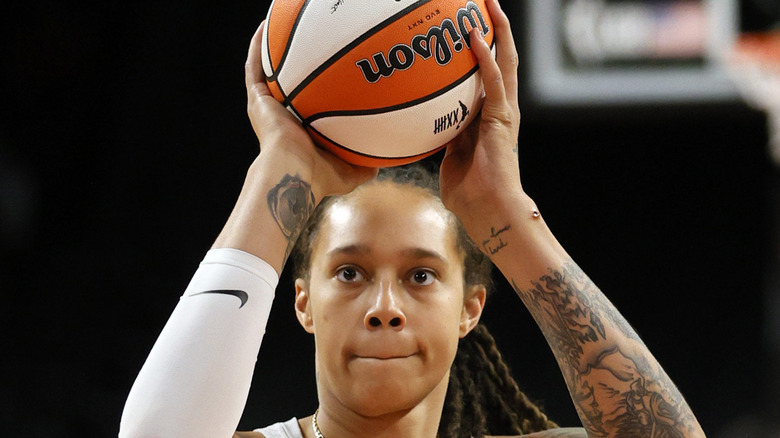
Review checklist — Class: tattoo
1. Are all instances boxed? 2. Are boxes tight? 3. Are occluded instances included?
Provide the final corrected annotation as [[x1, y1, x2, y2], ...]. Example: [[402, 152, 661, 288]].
[[481, 224, 511, 255], [267, 174, 315, 261], [513, 260, 697, 437]]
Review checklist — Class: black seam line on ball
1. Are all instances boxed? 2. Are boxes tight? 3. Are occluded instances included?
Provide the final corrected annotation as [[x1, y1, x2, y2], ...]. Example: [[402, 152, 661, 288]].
[[281, 0, 434, 108], [266, 0, 314, 83], [302, 61, 481, 125]]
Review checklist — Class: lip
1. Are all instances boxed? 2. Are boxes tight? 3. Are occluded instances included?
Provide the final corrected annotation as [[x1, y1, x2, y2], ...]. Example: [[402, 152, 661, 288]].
[[353, 353, 416, 361]]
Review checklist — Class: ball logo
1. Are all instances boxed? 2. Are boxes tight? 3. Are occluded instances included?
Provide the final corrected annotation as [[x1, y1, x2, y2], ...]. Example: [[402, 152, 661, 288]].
[[356, 1, 490, 83], [434, 100, 470, 135]]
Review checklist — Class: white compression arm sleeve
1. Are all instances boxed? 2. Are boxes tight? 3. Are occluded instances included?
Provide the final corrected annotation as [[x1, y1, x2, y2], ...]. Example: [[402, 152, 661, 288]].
[[119, 248, 278, 438]]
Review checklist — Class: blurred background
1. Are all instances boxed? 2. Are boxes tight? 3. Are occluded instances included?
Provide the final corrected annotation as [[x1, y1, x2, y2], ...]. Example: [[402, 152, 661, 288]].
[[1, 0, 778, 436]]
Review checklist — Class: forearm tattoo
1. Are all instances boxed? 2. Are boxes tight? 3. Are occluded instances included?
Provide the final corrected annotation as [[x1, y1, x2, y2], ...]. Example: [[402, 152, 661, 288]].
[[512, 260, 699, 437], [266, 174, 315, 261]]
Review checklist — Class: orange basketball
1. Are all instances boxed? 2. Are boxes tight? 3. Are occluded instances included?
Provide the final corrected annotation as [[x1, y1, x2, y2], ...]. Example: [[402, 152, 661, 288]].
[[261, 0, 494, 167]]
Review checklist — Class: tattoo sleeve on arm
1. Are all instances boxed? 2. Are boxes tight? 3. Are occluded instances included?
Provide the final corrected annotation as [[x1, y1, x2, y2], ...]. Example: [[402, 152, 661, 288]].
[[513, 260, 700, 437], [266, 174, 315, 262]]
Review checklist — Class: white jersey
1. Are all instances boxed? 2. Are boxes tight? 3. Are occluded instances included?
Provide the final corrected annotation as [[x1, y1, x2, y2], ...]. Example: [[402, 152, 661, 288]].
[[255, 418, 305, 438]]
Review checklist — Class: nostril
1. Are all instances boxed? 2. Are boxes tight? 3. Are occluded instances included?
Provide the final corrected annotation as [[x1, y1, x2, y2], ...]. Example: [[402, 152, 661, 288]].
[[369, 317, 381, 327], [390, 317, 401, 327]]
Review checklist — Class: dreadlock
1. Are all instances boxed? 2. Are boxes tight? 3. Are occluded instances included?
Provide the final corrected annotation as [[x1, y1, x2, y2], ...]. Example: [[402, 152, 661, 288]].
[[291, 162, 557, 437], [440, 323, 557, 437]]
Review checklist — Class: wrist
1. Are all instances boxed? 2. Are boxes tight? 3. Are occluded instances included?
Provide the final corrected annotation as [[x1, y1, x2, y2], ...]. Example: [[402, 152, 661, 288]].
[[456, 188, 531, 237], [250, 149, 346, 209], [213, 154, 317, 274], [485, 215, 570, 289], [250, 148, 313, 185], [463, 191, 566, 273]]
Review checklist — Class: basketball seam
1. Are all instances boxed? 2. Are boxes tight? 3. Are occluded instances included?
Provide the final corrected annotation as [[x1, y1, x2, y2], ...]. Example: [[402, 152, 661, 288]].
[[264, 0, 278, 78], [283, 0, 435, 107], [266, 0, 313, 87], [302, 40, 493, 124]]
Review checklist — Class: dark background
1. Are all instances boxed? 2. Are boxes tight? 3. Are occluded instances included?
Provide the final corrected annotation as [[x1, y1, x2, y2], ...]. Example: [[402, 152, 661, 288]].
[[2, 1, 778, 437]]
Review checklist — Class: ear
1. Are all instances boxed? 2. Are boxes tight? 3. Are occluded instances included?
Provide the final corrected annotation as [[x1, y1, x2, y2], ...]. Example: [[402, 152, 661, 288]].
[[294, 278, 315, 334], [459, 284, 486, 338]]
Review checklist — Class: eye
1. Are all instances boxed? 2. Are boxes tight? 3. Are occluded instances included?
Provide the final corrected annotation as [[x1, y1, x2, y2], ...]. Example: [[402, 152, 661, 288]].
[[409, 269, 436, 286], [335, 266, 365, 283]]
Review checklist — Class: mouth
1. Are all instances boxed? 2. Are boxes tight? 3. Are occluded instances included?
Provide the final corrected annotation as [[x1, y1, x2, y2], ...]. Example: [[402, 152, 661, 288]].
[[354, 353, 416, 361]]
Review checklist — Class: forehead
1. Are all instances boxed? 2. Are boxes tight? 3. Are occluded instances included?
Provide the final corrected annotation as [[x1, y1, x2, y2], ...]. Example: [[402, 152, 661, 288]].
[[313, 182, 459, 261]]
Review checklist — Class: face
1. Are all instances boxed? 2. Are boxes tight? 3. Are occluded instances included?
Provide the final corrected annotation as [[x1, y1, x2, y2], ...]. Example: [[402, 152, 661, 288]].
[[294, 182, 485, 417]]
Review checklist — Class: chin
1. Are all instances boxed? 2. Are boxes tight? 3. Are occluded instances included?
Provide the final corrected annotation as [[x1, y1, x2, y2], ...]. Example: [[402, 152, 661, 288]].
[[348, 389, 421, 418], [341, 371, 450, 418]]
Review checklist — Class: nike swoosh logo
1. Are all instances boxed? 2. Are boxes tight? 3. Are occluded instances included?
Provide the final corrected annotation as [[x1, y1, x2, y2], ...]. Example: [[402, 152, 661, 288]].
[[191, 289, 249, 309]]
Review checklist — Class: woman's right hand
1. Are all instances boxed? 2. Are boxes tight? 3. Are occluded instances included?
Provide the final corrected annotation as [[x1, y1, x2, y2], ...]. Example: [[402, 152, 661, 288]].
[[244, 22, 377, 202], [212, 22, 376, 273]]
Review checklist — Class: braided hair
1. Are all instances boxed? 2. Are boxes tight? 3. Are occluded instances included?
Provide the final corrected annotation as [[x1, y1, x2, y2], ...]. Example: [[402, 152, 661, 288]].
[[291, 163, 557, 437], [442, 323, 558, 437]]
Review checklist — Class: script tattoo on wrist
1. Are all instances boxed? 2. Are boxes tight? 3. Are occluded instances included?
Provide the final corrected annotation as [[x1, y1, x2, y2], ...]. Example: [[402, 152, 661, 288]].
[[512, 260, 698, 437], [482, 224, 511, 255], [267, 174, 315, 261]]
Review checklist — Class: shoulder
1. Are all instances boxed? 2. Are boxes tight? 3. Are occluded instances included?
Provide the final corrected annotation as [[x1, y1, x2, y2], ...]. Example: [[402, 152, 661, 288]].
[[489, 428, 588, 438]]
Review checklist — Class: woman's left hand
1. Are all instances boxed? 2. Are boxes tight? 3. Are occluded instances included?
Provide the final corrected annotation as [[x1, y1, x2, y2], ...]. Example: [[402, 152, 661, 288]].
[[439, 0, 526, 235]]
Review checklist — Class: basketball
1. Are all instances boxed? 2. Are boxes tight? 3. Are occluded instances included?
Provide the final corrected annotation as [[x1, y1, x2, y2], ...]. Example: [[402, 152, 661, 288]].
[[261, 0, 494, 167]]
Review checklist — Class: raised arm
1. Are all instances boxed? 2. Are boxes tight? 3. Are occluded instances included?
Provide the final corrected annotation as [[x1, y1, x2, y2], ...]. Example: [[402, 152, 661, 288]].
[[119, 23, 374, 438], [466, 190, 704, 437], [440, 1, 705, 436], [214, 23, 376, 272]]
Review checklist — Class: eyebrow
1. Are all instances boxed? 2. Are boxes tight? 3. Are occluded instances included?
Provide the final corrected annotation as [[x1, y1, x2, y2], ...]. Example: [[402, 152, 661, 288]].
[[326, 244, 371, 258], [325, 245, 447, 263], [403, 248, 447, 263]]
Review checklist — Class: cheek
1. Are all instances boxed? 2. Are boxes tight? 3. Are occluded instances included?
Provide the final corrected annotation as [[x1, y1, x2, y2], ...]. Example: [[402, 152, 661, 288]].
[[439, 290, 467, 322], [311, 294, 361, 344], [424, 295, 466, 348]]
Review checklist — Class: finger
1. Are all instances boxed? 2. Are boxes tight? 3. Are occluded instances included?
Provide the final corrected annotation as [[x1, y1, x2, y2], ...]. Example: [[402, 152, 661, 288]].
[[485, 0, 519, 109], [470, 27, 509, 117], [245, 21, 270, 99]]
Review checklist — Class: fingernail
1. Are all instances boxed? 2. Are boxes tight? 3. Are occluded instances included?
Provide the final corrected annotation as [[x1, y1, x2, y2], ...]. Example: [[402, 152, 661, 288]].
[[493, 0, 503, 11]]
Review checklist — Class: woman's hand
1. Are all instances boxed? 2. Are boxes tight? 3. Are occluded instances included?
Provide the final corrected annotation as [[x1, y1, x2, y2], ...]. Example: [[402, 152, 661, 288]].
[[438, 0, 527, 233], [212, 23, 376, 273], [244, 22, 376, 202]]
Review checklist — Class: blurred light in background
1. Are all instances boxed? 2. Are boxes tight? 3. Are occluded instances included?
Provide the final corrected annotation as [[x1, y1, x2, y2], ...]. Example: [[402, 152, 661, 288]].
[[527, 0, 740, 104]]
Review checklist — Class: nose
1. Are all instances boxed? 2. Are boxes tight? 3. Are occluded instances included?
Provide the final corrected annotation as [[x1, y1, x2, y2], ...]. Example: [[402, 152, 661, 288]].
[[364, 278, 406, 331]]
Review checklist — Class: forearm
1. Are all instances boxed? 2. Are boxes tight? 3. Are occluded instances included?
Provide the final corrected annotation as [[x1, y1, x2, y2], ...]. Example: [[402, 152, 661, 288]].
[[121, 153, 319, 437], [120, 248, 278, 438], [476, 194, 705, 437], [212, 150, 317, 275]]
